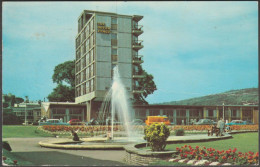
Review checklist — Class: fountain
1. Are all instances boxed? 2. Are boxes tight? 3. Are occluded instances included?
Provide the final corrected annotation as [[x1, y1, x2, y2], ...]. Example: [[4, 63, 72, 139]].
[[38, 65, 145, 150], [97, 65, 137, 141]]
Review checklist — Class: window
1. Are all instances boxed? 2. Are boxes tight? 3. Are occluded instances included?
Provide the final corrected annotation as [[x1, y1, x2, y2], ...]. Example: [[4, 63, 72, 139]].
[[111, 33, 117, 39], [90, 64, 94, 77], [111, 17, 117, 24], [90, 49, 94, 62], [92, 19, 94, 31], [111, 17, 117, 31], [208, 110, 214, 117], [90, 35, 93, 48], [91, 79, 94, 92], [112, 55, 118, 62], [86, 53, 90, 65], [86, 81, 90, 93], [86, 25, 89, 36], [112, 49, 117, 55], [86, 38, 89, 52], [86, 67, 89, 79], [112, 49, 117, 62]]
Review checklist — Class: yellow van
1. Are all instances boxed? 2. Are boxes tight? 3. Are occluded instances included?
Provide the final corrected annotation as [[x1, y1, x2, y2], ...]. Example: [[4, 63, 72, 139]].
[[145, 116, 171, 125]]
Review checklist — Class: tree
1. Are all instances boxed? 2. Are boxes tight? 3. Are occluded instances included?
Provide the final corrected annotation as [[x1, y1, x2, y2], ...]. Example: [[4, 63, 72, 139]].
[[52, 60, 75, 87], [48, 60, 75, 102], [3, 110, 23, 125], [47, 84, 75, 102], [133, 65, 157, 105]]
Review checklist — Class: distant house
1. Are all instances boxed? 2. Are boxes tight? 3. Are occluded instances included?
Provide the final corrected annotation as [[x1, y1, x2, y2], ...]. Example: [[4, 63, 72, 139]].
[[11, 102, 41, 124]]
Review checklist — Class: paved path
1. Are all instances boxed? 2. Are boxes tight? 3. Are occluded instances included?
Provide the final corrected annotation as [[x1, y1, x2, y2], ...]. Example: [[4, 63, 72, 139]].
[[3, 137, 127, 166]]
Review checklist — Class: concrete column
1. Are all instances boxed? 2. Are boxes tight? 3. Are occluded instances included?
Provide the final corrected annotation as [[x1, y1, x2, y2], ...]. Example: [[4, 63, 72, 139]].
[[203, 107, 207, 119], [186, 109, 190, 125], [173, 109, 177, 125], [82, 109, 85, 121], [216, 107, 219, 120], [86, 101, 91, 122], [240, 107, 243, 120], [229, 107, 232, 122], [146, 109, 149, 117], [160, 109, 163, 116], [66, 108, 70, 122]]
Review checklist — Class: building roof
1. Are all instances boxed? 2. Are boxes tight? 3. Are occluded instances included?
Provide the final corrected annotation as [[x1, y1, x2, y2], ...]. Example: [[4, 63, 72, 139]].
[[133, 104, 259, 108], [41, 102, 86, 112]]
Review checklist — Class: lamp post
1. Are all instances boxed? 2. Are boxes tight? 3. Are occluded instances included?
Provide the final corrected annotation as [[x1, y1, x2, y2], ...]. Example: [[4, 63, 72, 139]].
[[24, 102, 27, 125], [222, 102, 225, 121]]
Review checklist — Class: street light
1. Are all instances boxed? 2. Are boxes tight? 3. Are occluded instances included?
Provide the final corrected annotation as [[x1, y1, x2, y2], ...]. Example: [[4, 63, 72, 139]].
[[222, 102, 225, 121], [24, 102, 27, 125], [24, 96, 28, 125]]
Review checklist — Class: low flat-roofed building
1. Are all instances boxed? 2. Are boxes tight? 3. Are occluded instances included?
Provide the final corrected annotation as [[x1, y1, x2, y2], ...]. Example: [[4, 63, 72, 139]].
[[41, 102, 86, 122], [133, 104, 259, 125]]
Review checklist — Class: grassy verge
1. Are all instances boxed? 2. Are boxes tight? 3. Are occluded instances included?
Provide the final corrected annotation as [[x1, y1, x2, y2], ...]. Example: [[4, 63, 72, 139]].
[[166, 132, 258, 153], [2, 149, 34, 166], [2, 125, 54, 138], [149, 160, 191, 166]]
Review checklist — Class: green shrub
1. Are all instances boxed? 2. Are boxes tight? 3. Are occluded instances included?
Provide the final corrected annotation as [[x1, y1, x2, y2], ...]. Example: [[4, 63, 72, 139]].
[[144, 123, 170, 151], [174, 128, 185, 136], [2, 141, 12, 151]]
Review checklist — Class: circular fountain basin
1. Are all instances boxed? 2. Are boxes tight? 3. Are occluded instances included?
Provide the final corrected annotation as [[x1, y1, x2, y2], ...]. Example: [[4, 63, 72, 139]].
[[39, 137, 145, 150]]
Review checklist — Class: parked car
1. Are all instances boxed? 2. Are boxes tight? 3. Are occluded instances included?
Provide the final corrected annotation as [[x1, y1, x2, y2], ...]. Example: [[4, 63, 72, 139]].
[[244, 120, 254, 125], [225, 120, 246, 126], [39, 119, 70, 126], [194, 119, 216, 125], [68, 119, 84, 125], [130, 119, 145, 125], [88, 118, 99, 125]]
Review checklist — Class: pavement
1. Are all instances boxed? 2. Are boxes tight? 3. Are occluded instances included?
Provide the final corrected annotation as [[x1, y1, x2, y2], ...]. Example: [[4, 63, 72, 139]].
[[2, 137, 127, 166], [2, 132, 235, 166]]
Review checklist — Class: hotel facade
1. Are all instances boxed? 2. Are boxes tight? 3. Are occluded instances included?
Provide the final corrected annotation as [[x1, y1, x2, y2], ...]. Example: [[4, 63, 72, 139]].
[[75, 10, 144, 121]]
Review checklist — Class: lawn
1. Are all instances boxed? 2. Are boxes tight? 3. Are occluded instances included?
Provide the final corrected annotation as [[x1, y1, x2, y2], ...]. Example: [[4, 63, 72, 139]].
[[166, 132, 259, 153], [2, 125, 53, 138]]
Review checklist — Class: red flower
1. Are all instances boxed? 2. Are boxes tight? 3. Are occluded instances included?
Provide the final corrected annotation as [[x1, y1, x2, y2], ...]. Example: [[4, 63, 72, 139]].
[[222, 156, 226, 159], [203, 146, 206, 149], [196, 146, 199, 149], [238, 152, 242, 154], [180, 154, 183, 157], [13, 160, 18, 164], [215, 156, 219, 160], [184, 145, 187, 147], [184, 155, 187, 158], [210, 153, 214, 156], [176, 147, 180, 150], [204, 154, 208, 157], [198, 157, 202, 160], [233, 158, 236, 161]]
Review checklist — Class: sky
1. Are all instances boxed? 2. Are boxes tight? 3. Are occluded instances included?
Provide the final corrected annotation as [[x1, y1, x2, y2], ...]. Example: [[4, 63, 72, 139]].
[[2, 1, 258, 104]]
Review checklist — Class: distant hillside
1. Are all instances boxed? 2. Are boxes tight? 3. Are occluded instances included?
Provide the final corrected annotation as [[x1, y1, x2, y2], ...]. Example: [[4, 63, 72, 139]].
[[159, 88, 259, 106]]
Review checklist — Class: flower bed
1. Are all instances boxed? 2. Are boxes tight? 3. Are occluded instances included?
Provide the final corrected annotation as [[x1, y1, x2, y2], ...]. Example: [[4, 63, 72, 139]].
[[176, 145, 259, 165], [170, 125, 258, 131]]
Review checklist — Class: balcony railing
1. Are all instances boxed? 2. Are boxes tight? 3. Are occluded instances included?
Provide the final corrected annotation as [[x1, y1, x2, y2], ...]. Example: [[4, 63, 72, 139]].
[[132, 25, 143, 36], [132, 40, 143, 50], [133, 55, 144, 64], [133, 86, 144, 94]]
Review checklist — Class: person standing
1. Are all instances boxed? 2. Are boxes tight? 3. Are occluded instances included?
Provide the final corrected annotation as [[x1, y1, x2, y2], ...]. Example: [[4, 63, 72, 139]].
[[217, 117, 225, 136]]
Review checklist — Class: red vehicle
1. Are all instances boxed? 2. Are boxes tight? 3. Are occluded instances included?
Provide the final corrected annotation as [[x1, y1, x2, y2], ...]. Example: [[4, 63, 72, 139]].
[[68, 119, 83, 125]]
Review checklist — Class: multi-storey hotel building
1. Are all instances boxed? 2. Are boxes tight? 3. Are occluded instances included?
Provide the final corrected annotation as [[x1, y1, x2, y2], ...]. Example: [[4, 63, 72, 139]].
[[75, 10, 144, 121]]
